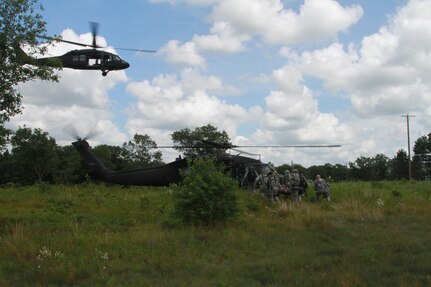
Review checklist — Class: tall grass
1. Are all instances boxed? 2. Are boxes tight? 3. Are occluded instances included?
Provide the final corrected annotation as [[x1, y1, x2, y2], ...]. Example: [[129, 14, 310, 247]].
[[0, 181, 430, 286]]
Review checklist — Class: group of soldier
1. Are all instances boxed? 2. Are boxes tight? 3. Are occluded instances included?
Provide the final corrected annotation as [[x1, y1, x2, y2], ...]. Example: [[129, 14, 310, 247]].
[[241, 165, 330, 202]]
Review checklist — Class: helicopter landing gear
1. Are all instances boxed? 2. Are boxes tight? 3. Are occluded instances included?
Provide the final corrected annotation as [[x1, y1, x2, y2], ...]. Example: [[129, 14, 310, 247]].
[[102, 70, 108, 77]]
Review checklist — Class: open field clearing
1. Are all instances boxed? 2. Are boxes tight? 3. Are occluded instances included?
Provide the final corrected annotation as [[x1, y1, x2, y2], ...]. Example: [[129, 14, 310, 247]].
[[0, 181, 430, 286]]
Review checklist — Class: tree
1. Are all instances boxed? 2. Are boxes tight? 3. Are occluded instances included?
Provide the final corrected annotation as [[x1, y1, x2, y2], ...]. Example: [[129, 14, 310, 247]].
[[172, 158, 239, 226], [373, 153, 390, 180], [92, 144, 128, 171], [349, 156, 374, 181], [9, 126, 59, 183], [412, 133, 431, 179], [349, 154, 390, 181], [1, 0, 59, 124], [391, 149, 408, 180], [54, 145, 85, 184], [122, 133, 163, 168], [172, 124, 231, 158], [0, 125, 11, 152]]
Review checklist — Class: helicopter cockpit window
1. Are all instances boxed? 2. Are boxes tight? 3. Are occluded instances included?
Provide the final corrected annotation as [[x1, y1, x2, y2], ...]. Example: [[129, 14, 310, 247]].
[[79, 55, 86, 61], [113, 55, 121, 61], [103, 55, 112, 62]]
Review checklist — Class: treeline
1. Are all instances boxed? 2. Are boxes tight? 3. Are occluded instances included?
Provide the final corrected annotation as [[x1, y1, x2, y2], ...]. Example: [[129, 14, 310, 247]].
[[1, 125, 431, 185], [0, 126, 163, 185], [277, 134, 431, 181]]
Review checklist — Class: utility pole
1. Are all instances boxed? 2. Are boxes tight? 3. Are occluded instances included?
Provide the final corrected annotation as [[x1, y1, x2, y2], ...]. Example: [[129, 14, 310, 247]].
[[401, 114, 415, 180]]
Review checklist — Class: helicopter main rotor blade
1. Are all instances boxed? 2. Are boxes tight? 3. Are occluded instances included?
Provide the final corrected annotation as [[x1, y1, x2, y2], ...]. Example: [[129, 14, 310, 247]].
[[155, 144, 342, 149], [114, 47, 157, 53], [39, 35, 156, 53], [39, 35, 97, 48], [90, 21, 100, 48], [231, 144, 342, 148], [230, 148, 262, 157]]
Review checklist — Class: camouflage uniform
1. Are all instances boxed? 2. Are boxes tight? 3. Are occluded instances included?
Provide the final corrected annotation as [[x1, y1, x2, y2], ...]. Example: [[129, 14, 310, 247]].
[[267, 171, 281, 201], [254, 169, 280, 201], [283, 170, 292, 192], [291, 169, 308, 202], [314, 175, 330, 201], [241, 165, 259, 191]]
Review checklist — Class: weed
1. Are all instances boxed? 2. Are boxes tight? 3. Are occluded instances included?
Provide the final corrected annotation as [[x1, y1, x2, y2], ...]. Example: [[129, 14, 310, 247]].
[[392, 189, 402, 197]]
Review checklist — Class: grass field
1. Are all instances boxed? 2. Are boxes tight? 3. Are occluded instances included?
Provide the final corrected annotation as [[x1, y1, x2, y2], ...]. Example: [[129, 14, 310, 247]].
[[0, 181, 430, 286]]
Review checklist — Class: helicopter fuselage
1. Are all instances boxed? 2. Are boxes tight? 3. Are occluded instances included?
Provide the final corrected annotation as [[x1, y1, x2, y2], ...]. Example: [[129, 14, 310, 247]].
[[72, 139, 266, 187], [36, 49, 130, 76]]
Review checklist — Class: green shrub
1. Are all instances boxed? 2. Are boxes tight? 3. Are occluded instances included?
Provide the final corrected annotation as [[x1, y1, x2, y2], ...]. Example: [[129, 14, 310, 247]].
[[172, 158, 239, 226]]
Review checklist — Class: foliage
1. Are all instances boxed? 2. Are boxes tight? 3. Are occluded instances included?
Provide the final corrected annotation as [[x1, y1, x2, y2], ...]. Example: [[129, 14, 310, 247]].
[[349, 154, 390, 181], [412, 133, 431, 179], [391, 149, 408, 180], [54, 145, 85, 184], [92, 144, 128, 171], [0, 125, 11, 152], [122, 133, 163, 168], [4, 126, 59, 184], [0, 0, 59, 124], [0, 127, 164, 185], [172, 158, 239, 226], [171, 124, 231, 158]]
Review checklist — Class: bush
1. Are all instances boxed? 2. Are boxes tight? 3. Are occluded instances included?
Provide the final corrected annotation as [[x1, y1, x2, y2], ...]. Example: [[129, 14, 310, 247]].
[[172, 158, 239, 226]]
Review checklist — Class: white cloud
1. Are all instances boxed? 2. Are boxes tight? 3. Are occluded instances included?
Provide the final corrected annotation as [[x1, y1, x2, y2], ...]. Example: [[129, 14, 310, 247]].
[[210, 0, 363, 45], [149, 0, 218, 6], [192, 22, 250, 54], [158, 22, 250, 66], [125, 69, 258, 140], [279, 0, 431, 118], [8, 104, 127, 146], [158, 40, 206, 67], [158, 0, 363, 68]]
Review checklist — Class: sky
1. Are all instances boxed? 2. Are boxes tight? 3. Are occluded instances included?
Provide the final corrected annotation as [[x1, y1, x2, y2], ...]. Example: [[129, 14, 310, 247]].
[[8, 0, 431, 167]]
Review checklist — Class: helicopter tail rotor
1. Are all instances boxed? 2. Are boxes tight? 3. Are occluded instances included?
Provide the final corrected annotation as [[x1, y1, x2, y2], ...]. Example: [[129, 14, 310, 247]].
[[63, 123, 102, 141]]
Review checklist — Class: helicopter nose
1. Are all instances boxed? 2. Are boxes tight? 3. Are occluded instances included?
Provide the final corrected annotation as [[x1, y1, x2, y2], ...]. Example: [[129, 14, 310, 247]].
[[123, 61, 130, 69]]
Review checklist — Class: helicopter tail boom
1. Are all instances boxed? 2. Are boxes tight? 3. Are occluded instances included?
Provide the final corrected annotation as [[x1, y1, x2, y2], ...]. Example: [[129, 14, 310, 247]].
[[72, 139, 112, 182]]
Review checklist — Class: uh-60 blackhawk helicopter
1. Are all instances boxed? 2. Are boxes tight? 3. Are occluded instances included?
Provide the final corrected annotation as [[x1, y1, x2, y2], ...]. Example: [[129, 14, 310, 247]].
[[16, 22, 156, 76], [72, 137, 341, 187]]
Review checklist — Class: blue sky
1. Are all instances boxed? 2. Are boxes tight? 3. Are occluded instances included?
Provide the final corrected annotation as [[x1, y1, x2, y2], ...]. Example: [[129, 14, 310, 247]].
[[12, 0, 431, 166]]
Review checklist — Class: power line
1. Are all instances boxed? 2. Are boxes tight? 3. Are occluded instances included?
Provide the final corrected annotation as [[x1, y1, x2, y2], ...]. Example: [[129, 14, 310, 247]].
[[401, 114, 415, 180]]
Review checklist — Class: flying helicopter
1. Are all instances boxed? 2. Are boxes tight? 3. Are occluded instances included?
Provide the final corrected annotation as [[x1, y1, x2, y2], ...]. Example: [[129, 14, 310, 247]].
[[18, 22, 156, 76], [72, 137, 340, 187]]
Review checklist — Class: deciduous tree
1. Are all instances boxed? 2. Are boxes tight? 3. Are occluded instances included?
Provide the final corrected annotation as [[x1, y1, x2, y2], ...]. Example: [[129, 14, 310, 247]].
[[172, 124, 231, 158], [9, 126, 59, 183], [391, 149, 408, 180], [122, 133, 163, 168], [1, 0, 59, 124]]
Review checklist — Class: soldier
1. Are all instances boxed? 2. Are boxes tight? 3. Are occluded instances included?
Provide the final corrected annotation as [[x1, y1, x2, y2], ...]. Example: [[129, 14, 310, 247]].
[[254, 168, 280, 201], [267, 170, 281, 201], [254, 168, 268, 196], [314, 174, 330, 201], [241, 165, 259, 191], [283, 170, 292, 191], [291, 169, 308, 202]]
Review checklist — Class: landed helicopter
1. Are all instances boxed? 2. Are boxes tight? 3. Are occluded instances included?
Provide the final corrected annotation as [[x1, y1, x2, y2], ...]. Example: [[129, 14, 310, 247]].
[[17, 22, 155, 76], [72, 138, 265, 186], [72, 138, 340, 187]]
